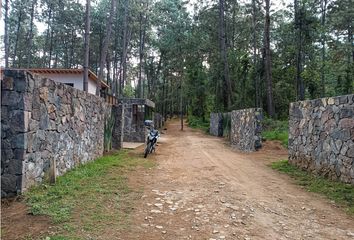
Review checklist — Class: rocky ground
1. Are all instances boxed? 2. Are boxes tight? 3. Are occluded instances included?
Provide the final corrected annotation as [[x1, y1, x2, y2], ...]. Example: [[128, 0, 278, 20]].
[[121, 120, 354, 240]]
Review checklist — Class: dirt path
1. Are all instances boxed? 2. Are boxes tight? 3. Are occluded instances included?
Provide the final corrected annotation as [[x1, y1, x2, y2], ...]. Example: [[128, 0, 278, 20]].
[[1, 120, 354, 240], [122, 120, 354, 240]]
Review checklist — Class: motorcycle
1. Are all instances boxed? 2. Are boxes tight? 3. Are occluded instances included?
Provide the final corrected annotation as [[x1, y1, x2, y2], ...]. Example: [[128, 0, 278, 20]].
[[144, 120, 160, 158]]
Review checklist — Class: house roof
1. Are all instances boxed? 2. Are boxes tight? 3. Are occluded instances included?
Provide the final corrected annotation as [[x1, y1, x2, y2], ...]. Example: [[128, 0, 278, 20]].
[[1, 68, 109, 88], [28, 68, 109, 88]]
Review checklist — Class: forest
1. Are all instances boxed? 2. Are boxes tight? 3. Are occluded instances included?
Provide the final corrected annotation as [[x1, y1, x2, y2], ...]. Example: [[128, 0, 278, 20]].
[[2, 0, 354, 120]]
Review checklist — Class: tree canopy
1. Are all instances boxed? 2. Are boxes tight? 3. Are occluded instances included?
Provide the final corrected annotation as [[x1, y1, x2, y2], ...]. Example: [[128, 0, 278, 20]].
[[2, 0, 354, 119]]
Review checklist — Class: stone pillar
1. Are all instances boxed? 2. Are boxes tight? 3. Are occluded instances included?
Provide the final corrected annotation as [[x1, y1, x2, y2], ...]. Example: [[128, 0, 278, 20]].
[[230, 108, 263, 152], [210, 113, 223, 137], [1, 70, 29, 197]]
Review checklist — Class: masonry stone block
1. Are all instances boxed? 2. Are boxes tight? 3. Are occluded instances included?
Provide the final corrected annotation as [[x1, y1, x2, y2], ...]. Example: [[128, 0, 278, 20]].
[[2, 76, 14, 90], [11, 133, 27, 149], [1, 174, 18, 197], [2, 90, 21, 107], [230, 108, 263, 152], [210, 113, 223, 137], [14, 76, 27, 92]]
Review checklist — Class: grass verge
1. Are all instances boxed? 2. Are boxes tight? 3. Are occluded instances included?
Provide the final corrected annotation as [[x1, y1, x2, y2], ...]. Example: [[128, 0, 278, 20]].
[[271, 160, 354, 215], [263, 130, 289, 147], [25, 150, 155, 239]]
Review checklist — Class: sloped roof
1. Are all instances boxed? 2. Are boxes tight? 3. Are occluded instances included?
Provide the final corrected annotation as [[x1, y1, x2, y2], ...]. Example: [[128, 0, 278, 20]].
[[28, 68, 109, 88]]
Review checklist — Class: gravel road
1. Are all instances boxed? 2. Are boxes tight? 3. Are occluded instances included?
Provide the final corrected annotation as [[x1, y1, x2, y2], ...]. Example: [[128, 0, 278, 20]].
[[122, 120, 354, 240]]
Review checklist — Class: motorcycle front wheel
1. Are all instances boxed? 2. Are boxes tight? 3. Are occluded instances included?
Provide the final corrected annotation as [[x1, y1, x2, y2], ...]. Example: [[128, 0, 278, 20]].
[[144, 142, 152, 158]]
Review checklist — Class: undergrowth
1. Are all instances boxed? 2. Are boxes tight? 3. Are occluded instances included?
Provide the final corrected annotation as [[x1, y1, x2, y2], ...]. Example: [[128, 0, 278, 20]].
[[271, 160, 354, 215], [187, 115, 209, 132], [262, 117, 289, 147]]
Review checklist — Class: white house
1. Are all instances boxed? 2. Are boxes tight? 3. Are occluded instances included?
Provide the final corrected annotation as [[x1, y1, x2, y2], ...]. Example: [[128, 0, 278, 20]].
[[28, 68, 108, 95]]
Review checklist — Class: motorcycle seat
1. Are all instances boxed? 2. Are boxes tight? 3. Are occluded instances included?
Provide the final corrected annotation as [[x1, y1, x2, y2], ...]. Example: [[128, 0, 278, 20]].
[[151, 130, 159, 136]]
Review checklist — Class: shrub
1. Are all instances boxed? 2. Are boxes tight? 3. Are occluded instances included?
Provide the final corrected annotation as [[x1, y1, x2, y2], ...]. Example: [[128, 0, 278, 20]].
[[262, 117, 289, 147]]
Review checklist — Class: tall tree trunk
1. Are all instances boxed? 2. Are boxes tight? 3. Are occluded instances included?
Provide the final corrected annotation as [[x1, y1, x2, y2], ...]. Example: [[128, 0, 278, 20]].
[[161, 55, 167, 120], [150, 53, 162, 100], [64, 38, 69, 68], [162, 74, 166, 119], [44, 7, 52, 67], [54, 50, 58, 68], [218, 0, 232, 110], [120, 0, 130, 97], [4, 0, 10, 68], [70, 29, 75, 68], [350, 0, 354, 63], [83, 0, 91, 92], [252, 0, 260, 107], [180, 76, 183, 131], [146, 60, 150, 99], [97, 0, 116, 96], [295, 0, 304, 100], [230, 2, 236, 49], [48, 28, 54, 68], [264, 0, 275, 117], [138, 18, 143, 98], [294, 0, 299, 99], [138, 0, 145, 98], [113, 50, 119, 96], [169, 79, 173, 116], [106, 52, 111, 88], [118, 60, 123, 97], [346, 14, 353, 94], [113, 9, 121, 97], [14, 4, 24, 68], [27, 0, 37, 68], [320, 0, 327, 97]]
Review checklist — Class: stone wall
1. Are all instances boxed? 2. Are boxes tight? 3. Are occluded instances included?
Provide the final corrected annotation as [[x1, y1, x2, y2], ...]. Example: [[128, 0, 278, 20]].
[[288, 94, 354, 184], [1, 70, 123, 197], [210, 113, 223, 137], [230, 108, 262, 152]]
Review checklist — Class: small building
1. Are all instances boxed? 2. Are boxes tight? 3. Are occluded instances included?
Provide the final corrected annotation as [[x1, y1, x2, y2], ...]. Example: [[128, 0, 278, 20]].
[[120, 98, 155, 142], [27, 68, 108, 95]]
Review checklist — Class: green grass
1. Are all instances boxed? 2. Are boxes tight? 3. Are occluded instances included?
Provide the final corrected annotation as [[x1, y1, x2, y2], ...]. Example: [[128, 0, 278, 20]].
[[41, 237, 80, 240], [271, 160, 354, 215], [263, 130, 289, 147], [24, 150, 155, 239], [262, 118, 289, 147], [187, 116, 210, 132]]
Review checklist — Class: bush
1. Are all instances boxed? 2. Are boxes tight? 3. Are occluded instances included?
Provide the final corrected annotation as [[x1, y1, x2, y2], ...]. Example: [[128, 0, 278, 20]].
[[262, 117, 288, 132], [262, 117, 289, 147], [187, 115, 209, 132]]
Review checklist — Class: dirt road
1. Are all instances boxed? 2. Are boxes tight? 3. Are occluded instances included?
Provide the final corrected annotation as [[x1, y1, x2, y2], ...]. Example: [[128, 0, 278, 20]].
[[123, 120, 354, 240]]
